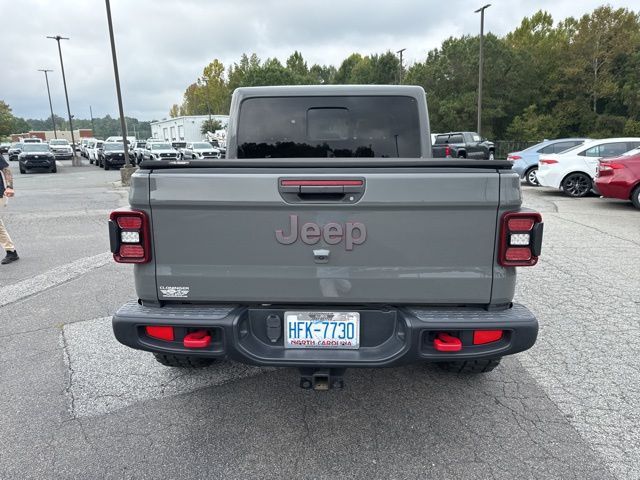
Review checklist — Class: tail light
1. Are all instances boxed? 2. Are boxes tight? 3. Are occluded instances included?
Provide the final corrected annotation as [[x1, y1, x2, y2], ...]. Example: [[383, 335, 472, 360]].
[[596, 161, 624, 177], [539, 159, 558, 165], [146, 326, 174, 341], [507, 155, 521, 161], [473, 330, 503, 345], [444, 145, 452, 157], [499, 211, 543, 267], [109, 209, 151, 263]]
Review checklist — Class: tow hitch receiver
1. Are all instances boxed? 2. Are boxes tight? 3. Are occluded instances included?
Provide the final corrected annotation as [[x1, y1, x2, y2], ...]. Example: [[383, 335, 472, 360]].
[[434, 332, 463, 352], [299, 368, 346, 390], [183, 330, 211, 349]]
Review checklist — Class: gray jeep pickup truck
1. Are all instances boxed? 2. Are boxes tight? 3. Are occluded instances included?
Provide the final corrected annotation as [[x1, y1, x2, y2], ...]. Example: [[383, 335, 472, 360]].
[[111, 85, 543, 390]]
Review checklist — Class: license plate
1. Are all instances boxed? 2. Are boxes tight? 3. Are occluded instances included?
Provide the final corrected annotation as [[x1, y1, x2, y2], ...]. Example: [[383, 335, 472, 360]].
[[285, 311, 360, 349]]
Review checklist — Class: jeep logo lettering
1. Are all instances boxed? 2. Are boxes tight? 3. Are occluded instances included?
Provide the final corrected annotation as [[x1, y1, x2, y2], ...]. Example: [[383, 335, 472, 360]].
[[275, 215, 366, 250]]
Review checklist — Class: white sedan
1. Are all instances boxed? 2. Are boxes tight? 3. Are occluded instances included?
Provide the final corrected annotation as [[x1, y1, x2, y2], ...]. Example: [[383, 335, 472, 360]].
[[536, 137, 640, 197]]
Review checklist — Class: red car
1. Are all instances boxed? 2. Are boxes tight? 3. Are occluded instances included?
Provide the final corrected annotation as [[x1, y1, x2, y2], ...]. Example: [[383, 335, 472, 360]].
[[596, 151, 640, 208]]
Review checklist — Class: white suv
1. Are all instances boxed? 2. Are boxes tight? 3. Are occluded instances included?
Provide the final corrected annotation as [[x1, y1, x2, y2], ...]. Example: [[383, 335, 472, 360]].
[[142, 142, 180, 162], [48, 139, 74, 160]]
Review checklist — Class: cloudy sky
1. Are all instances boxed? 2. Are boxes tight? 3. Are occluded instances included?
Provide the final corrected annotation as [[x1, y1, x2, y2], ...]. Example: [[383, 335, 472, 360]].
[[0, 0, 633, 121]]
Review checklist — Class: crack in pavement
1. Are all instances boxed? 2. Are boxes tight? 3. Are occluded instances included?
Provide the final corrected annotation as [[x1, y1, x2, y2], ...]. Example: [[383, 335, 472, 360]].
[[62, 316, 272, 418]]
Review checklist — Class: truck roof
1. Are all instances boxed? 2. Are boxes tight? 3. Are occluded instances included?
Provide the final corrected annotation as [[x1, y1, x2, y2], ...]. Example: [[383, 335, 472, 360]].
[[233, 84, 426, 99]]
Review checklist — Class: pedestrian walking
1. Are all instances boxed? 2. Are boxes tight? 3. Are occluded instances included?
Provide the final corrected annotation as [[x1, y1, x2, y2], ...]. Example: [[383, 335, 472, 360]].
[[0, 154, 19, 264]]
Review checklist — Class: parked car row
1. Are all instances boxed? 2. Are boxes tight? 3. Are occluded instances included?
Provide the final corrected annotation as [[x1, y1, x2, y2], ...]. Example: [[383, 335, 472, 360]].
[[132, 139, 222, 164], [508, 138, 590, 186], [74, 137, 224, 167], [3, 138, 75, 174], [508, 137, 640, 209]]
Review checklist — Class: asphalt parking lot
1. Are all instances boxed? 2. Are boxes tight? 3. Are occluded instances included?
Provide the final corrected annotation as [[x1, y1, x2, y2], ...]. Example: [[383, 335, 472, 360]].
[[0, 157, 638, 479]]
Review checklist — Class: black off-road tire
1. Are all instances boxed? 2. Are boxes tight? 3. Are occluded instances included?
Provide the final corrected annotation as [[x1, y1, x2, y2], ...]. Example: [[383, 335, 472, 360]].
[[631, 185, 640, 209], [153, 353, 216, 368], [437, 358, 502, 373]]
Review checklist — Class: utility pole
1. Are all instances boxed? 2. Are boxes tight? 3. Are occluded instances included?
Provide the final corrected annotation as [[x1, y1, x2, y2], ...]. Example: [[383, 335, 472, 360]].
[[47, 35, 78, 165], [89, 105, 96, 136], [396, 48, 406, 84], [475, 4, 491, 136], [105, 0, 134, 181], [38, 69, 57, 139]]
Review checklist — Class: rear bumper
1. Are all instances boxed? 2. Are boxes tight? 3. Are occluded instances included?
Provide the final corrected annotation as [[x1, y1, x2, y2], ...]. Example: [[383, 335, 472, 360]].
[[113, 302, 538, 367], [512, 159, 532, 178], [536, 167, 562, 188], [595, 176, 634, 200]]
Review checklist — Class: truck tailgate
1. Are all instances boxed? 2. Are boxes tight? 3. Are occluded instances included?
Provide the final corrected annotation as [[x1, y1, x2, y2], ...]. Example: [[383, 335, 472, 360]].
[[148, 168, 500, 304]]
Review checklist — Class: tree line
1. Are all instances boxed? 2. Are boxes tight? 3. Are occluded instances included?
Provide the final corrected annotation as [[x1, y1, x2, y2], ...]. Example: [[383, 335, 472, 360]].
[[3, 5, 638, 143], [0, 106, 152, 141], [170, 5, 640, 141]]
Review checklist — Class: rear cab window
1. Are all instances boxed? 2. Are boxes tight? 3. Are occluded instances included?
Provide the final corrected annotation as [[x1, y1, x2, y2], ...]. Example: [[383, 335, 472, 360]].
[[237, 96, 421, 158]]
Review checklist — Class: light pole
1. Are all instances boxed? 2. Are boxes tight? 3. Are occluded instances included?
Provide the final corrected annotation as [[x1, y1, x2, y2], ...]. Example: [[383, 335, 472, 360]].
[[475, 4, 491, 136], [104, 0, 133, 179], [38, 69, 57, 139], [396, 48, 406, 84], [89, 105, 96, 137], [47, 35, 78, 165]]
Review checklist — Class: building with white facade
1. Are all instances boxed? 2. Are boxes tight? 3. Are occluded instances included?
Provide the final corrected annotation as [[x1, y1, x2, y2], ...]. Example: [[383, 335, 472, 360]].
[[150, 115, 229, 142]]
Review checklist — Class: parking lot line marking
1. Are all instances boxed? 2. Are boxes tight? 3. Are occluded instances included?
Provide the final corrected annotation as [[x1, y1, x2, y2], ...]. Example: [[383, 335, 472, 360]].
[[0, 252, 112, 307]]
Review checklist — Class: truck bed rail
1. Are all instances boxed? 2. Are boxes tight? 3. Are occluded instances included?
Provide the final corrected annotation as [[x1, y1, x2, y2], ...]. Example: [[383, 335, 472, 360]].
[[139, 158, 513, 170]]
